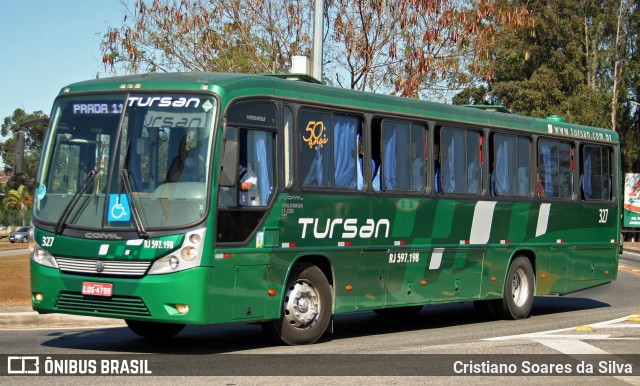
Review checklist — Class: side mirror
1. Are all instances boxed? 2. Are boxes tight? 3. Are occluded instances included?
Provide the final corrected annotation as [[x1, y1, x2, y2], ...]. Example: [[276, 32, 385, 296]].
[[13, 132, 26, 177], [219, 139, 238, 187]]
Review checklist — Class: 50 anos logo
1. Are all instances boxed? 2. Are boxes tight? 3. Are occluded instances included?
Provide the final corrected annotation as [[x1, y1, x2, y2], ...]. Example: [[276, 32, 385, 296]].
[[302, 121, 329, 149]]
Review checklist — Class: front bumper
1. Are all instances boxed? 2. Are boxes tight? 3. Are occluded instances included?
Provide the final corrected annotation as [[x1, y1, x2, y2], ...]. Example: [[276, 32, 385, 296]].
[[31, 261, 214, 325]]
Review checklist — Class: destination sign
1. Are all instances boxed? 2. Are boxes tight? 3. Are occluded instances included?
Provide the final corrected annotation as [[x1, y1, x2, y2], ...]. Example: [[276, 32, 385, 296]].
[[73, 103, 123, 115]]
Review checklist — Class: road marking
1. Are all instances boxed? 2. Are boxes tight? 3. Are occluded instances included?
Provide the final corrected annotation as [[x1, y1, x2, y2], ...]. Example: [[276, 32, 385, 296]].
[[535, 339, 609, 354], [619, 265, 640, 275], [484, 313, 640, 342], [486, 333, 613, 341], [486, 314, 640, 383]]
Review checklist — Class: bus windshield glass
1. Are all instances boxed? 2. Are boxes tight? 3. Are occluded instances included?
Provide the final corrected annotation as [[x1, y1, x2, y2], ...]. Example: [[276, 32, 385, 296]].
[[34, 94, 217, 231]]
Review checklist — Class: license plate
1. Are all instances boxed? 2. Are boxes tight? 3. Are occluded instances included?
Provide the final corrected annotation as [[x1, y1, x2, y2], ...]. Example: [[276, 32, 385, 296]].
[[81, 282, 113, 297]]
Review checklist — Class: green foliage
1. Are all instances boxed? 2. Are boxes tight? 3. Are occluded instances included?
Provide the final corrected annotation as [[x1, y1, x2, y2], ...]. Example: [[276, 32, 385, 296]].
[[456, 0, 640, 171], [3, 185, 33, 226], [0, 108, 48, 183]]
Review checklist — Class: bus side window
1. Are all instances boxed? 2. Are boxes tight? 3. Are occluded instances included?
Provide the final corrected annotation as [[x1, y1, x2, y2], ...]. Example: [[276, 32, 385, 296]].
[[299, 110, 359, 190], [284, 106, 293, 188], [238, 129, 275, 207], [439, 127, 481, 194], [581, 145, 612, 201], [380, 120, 426, 192], [537, 139, 573, 199], [491, 133, 531, 197]]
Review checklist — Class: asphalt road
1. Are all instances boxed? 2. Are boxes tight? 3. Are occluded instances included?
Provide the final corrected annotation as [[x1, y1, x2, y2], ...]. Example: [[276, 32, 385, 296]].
[[0, 245, 29, 257], [1, 251, 639, 384]]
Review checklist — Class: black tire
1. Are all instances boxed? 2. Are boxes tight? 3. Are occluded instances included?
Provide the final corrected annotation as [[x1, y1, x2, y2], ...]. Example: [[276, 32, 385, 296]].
[[21, 236, 28, 243], [489, 256, 534, 320], [263, 263, 332, 345], [125, 320, 185, 339], [373, 305, 423, 317]]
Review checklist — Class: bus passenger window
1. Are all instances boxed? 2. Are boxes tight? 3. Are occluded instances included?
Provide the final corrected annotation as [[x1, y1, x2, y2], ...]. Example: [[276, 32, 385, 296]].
[[381, 120, 426, 192], [439, 127, 481, 194], [299, 110, 359, 190], [581, 145, 612, 201], [538, 139, 572, 199], [491, 134, 531, 197]]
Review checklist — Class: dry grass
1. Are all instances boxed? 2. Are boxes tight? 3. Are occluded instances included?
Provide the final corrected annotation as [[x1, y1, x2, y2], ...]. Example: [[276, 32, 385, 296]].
[[0, 253, 31, 306]]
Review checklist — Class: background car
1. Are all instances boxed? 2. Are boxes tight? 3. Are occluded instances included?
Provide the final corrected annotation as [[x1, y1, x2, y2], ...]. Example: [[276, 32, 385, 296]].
[[9, 226, 32, 243]]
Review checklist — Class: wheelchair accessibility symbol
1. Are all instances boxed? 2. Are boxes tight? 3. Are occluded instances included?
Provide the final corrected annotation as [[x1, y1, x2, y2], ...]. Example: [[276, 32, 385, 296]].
[[108, 194, 131, 222]]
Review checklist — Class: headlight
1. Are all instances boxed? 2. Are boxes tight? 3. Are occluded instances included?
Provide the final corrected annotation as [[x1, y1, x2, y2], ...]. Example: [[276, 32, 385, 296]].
[[181, 246, 198, 262], [31, 244, 58, 269], [148, 228, 205, 275]]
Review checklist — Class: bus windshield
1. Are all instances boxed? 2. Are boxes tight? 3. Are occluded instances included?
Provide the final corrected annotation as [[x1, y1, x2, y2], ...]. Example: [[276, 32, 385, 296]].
[[34, 94, 217, 231]]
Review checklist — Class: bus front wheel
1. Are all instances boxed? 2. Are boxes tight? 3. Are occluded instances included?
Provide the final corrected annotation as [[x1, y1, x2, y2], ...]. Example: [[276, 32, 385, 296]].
[[489, 256, 534, 320], [263, 263, 332, 345], [125, 320, 185, 339]]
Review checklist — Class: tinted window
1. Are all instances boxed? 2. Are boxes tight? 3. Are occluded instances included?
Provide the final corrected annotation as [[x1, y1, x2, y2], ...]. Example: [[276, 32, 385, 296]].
[[381, 120, 427, 192], [437, 127, 482, 194], [581, 145, 612, 201], [537, 139, 573, 199], [299, 110, 360, 189], [492, 134, 531, 197]]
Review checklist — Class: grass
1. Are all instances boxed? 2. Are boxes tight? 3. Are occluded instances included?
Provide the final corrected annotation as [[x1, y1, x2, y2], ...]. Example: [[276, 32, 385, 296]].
[[0, 253, 31, 306]]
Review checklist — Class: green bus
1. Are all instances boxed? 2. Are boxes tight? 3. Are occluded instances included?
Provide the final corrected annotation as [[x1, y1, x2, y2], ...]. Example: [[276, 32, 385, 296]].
[[19, 72, 620, 345]]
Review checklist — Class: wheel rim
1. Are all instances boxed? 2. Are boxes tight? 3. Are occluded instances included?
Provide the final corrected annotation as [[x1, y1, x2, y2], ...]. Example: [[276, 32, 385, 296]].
[[511, 267, 530, 307], [284, 280, 320, 329]]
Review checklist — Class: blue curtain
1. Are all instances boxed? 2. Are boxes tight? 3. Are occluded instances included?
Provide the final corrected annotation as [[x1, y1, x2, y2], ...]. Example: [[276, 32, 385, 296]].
[[396, 125, 409, 189], [495, 139, 509, 195], [383, 125, 396, 190], [541, 143, 553, 196], [254, 131, 271, 203], [442, 133, 456, 193], [444, 131, 467, 193], [303, 148, 323, 186], [357, 132, 364, 190], [583, 153, 592, 199], [334, 116, 356, 188]]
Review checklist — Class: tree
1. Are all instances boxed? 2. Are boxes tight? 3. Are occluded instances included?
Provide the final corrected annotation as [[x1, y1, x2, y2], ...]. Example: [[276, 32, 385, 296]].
[[101, 0, 315, 74], [101, 0, 534, 98], [329, 0, 535, 98], [3, 185, 32, 226], [470, 0, 640, 171], [0, 108, 48, 183]]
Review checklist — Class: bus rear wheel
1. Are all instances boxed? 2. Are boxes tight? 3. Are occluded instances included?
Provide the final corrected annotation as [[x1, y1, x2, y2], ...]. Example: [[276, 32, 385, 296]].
[[489, 256, 534, 320], [263, 263, 332, 345], [125, 320, 185, 339]]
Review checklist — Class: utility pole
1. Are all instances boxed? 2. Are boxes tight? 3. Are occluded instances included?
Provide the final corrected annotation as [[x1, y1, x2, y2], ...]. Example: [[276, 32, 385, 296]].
[[312, 0, 324, 81]]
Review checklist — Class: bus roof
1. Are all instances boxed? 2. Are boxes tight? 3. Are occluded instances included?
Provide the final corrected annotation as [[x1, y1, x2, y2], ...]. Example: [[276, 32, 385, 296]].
[[60, 72, 618, 144]]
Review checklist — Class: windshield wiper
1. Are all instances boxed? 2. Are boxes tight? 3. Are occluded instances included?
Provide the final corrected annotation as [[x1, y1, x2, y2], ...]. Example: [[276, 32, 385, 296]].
[[54, 170, 96, 235], [120, 169, 149, 239]]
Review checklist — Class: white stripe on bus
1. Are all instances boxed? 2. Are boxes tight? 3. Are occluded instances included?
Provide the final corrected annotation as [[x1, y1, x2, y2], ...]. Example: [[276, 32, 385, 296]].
[[469, 201, 497, 244], [536, 203, 551, 237], [429, 248, 445, 270]]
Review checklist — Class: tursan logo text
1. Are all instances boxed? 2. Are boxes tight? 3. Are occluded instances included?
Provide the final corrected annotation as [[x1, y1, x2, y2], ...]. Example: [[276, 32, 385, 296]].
[[299, 218, 390, 239], [85, 233, 122, 240], [127, 96, 200, 108]]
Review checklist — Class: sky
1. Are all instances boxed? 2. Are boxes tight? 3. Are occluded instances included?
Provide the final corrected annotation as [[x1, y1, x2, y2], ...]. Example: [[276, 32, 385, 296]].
[[0, 0, 128, 135]]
